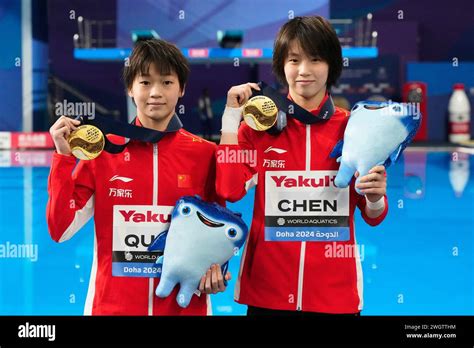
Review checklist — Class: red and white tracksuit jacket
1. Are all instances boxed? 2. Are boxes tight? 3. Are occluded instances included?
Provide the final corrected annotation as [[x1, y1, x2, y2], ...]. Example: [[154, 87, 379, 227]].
[[46, 118, 222, 315], [216, 98, 388, 314]]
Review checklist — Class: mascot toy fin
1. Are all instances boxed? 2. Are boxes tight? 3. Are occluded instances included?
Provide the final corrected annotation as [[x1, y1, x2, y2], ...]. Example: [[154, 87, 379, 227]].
[[148, 230, 168, 252]]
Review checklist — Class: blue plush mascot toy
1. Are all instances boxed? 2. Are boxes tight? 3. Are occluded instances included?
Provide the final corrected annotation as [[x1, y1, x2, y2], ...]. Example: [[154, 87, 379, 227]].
[[148, 195, 248, 308]]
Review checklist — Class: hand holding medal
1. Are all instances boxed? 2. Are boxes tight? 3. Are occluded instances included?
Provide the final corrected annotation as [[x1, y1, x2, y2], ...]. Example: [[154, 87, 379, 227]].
[[50, 112, 182, 160], [49, 115, 105, 160], [222, 82, 280, 133]]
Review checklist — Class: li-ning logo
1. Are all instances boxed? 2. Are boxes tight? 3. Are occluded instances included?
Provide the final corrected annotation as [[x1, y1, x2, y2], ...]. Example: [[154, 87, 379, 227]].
[[271, 175, 336, 188], [110, 175, 134, 183], [264, 146, 287, 154]]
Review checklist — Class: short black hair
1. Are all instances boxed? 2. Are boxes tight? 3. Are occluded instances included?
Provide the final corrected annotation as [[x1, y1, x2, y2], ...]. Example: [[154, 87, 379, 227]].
[[272, 16, 342, 89], [123, 39, 189, 92]]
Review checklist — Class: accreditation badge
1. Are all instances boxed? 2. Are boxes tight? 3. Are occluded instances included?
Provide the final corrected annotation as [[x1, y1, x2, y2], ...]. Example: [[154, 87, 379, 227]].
[[265, 171, 350, 242], [112, 205, 173, 277]]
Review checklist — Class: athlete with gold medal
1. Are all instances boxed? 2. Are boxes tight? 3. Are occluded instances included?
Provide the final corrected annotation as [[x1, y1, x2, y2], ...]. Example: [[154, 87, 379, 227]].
[[47, 39, 230, 315], [217, 16, 388, 316]]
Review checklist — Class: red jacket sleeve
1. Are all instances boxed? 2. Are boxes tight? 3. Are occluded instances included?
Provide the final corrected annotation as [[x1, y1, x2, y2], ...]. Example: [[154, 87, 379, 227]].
[[46, 152, 95, 242], [215, 125, 258, 202], [204, 145, 226, 207], [356, 194, 389, 226]]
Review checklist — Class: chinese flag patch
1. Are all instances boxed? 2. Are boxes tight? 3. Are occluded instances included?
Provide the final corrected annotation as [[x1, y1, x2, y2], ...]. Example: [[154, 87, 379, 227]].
[[177, 174, 192, 188]]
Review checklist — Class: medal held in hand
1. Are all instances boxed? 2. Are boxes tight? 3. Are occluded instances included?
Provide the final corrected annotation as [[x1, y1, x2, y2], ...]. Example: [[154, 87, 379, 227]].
[[243, 95, 278, 131], [68, 124, 105, 160]]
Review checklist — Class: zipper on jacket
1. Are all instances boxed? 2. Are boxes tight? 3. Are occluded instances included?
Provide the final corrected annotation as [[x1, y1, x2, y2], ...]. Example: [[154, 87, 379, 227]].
[[296, 125, 311, 311], [149, 143, 159, 315], [153, 143, 158, 206]]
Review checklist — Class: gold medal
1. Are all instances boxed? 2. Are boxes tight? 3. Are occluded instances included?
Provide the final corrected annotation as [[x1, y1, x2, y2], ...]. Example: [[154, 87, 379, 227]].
[[243, 95, 278, 131], [68, 124, 105, 160]]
